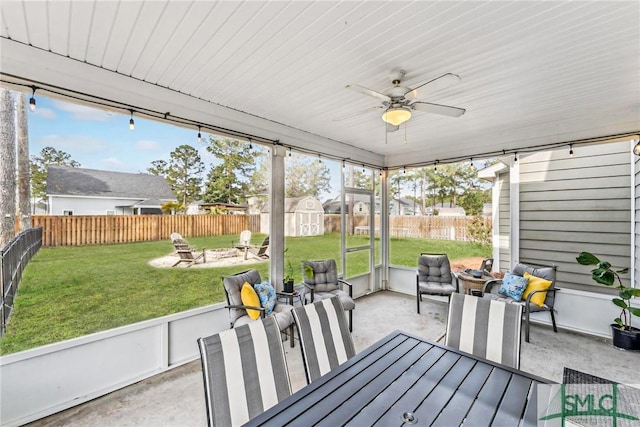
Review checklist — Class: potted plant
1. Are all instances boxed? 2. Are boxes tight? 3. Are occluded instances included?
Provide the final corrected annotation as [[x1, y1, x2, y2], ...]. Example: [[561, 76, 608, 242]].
[[576, 251, 640, 351], [283, 260, 295, 293]]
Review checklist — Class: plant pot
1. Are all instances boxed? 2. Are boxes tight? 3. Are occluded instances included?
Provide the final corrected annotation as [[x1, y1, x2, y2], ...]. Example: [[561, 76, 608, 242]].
[[611, 324, 640, 351], [283, 280, 294, 293]]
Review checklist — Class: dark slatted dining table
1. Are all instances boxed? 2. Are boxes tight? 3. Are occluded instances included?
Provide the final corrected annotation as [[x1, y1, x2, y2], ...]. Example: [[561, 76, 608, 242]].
[[245, 330, 550, 427]]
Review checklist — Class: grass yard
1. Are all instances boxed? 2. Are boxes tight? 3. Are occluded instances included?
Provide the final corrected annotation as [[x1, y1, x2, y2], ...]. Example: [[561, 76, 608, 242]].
[[0, 233, 489, 354]]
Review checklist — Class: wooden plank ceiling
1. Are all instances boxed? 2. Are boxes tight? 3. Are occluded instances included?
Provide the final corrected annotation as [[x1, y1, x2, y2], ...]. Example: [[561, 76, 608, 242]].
[[1, 1, 638, 168]]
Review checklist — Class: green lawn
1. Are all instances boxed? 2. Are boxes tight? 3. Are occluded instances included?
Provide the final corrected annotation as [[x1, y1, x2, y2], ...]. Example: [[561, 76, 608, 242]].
[[0, 233, 488, 354]]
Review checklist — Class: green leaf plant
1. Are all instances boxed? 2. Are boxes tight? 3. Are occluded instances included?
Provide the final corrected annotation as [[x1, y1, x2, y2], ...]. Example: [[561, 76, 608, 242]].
[[576, 252, 640, 331]]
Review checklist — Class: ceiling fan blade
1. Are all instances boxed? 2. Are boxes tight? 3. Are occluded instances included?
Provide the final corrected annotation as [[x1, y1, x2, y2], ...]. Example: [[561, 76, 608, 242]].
[[405, 73, 461, 100], [411, 102, 466, 117], [386, 123, 399, 132], [333, 105, 383, 121], [346, 84, 391, 102]]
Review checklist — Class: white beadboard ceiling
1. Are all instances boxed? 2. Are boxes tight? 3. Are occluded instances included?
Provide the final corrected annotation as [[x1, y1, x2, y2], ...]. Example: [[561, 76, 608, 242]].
[[0, 0, 638, 168]]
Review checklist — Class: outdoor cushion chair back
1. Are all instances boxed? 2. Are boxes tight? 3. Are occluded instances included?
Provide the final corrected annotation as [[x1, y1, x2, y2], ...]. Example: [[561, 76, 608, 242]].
[[445, 293, 523, 369], [416, 253, 458, 313], [482, 262, 557, 342], [222, 269, 264, 326], [222, 269, 295, 347], [197, 316, 291, 427], [302, 259, 355, 331], [292, 296, 356, 384]]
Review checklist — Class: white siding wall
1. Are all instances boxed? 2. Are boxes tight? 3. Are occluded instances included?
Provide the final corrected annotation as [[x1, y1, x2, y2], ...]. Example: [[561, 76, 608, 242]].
[[49, 196, 137, 215]]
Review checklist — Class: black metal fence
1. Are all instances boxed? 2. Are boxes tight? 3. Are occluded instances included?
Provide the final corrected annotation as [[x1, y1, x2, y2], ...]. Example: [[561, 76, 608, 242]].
[[1, 227, 42, 336]]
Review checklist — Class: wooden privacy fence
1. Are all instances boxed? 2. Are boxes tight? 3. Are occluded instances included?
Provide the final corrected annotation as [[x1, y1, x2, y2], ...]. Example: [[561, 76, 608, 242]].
[[1, 227, 42, 335], [324, 214, 491, 241], [32, 215, 260, 247]]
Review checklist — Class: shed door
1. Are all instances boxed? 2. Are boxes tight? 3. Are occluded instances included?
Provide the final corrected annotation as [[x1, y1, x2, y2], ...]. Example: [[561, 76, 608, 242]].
[[298, 212, 320, 236]]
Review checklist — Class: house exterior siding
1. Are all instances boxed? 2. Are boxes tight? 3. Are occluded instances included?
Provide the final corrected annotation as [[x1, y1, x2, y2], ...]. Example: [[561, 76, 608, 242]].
[[516, 141, 631, 293], [49, 196, 140, 215]]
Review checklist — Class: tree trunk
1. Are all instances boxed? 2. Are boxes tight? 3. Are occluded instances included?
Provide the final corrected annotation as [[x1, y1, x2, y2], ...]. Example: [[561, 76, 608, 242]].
[[16, 92, 31, 231], [0, 89, 16, 246]]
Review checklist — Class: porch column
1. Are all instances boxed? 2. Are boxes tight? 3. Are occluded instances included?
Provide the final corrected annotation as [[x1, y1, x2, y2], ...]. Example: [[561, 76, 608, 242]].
[[269, 145, 286, 290], [380, 169, 390, 290], [509, 159, 520, 264]]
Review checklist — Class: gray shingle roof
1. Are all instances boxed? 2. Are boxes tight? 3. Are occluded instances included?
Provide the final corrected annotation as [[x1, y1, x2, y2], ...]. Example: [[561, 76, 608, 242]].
[[46, 166, 175, 200]]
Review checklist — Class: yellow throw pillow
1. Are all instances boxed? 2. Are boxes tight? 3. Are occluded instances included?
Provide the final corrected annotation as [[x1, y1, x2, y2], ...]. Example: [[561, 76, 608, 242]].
[[241, 282, 261, 320], [522, 272, 553, 307]]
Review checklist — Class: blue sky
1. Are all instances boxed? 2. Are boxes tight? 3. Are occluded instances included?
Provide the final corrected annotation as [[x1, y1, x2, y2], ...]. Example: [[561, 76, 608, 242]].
[[28, 94, 343, 200], [29, 95, 215, 174]]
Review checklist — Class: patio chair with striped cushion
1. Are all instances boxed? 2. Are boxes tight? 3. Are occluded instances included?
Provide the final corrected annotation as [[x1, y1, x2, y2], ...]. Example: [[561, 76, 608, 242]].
[[197, 316, 291, 427], [445, 292, 523, 369], [292, 296, 356, 384]]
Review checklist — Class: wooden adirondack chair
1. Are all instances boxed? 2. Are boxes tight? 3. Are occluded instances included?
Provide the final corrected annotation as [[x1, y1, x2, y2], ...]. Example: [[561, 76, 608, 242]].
[[248, 235, 269, 259], [170, 233, 206, 267]]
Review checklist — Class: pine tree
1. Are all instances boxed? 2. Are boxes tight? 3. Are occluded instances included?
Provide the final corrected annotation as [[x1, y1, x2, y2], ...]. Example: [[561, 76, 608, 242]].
[[202, 137, 256, 204]]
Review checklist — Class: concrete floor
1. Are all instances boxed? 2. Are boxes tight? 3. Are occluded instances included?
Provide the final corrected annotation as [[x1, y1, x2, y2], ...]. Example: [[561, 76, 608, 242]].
[[27, 291, 640, 427]]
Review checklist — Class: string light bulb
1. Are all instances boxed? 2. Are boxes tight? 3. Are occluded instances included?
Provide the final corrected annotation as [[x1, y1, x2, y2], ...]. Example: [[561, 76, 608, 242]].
[[197, 126, 202, 143], [434, 160, 439, 172], [569, 144, 574, 158], [514, 152, 518, 162], [29, 86, 36, 111], [248, 138, 253, 150], [129, 110, 135, 131], [288, 148, 292, 157], [318, 154, 321, 164]]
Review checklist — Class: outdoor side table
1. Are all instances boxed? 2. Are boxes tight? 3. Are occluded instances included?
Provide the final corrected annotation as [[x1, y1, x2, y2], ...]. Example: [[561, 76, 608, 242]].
[[457, 271, 493, 295], [276, 290, 303, 307]]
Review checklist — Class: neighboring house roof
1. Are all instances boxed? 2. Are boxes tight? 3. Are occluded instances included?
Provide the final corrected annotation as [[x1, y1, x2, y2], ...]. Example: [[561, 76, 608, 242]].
[[477, 161, 508, 182], [46, 166, 175, 200]]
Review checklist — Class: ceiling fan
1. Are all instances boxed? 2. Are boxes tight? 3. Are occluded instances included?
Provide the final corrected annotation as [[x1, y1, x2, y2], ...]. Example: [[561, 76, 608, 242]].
[[338, 70, 466, 132]]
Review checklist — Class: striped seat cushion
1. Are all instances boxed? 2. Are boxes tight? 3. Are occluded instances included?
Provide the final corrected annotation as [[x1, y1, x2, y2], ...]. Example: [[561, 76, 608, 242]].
[[292, 296, 356, 383], [197, 317, 291, 427], [446, 293, 523, 369]]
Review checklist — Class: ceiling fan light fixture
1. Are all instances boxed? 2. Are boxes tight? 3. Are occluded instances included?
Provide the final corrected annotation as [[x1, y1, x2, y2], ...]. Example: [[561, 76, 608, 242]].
[[382, 107, 411, 126]]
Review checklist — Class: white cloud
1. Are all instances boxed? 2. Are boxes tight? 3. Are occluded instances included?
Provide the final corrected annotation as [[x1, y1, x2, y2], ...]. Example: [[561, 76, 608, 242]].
[[38, 134, 108, 153], [135, 140, 160, 151], [52, 100, 114, 121], [32, 107, 56, 120]]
